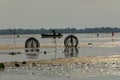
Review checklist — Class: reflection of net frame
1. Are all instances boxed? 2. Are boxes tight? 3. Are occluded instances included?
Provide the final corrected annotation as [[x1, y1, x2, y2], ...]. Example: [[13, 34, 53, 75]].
[[64, 48, 79, 57], [25, 49, 39, 52], [26, 53, 39, 59], [64, 35, 79, 48]]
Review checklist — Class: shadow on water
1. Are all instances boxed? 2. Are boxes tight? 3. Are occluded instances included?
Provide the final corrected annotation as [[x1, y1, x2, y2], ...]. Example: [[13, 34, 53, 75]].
[[64, 47, 79, 58]]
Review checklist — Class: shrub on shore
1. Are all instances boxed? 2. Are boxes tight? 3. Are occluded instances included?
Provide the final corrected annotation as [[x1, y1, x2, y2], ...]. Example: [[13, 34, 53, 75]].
[[0, 63, 5, 68]]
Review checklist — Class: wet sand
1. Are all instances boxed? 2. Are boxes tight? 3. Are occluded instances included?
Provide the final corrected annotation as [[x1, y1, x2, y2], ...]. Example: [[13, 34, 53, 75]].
[[4, 55, 120, 67]]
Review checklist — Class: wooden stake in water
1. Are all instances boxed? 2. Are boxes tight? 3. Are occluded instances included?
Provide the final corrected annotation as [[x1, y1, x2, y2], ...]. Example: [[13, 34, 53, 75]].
[[13, 31, 16, 49], [53, 30, 57, 59], [54, 38, 57, 59]]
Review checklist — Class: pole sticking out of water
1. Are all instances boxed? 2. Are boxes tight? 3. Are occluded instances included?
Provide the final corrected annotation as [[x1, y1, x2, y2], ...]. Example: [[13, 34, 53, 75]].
[[53, 30, 57, 59], [54, 38, 57, 59]]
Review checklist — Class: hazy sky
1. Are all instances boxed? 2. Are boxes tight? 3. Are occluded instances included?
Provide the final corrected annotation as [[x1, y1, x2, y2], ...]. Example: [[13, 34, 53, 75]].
[[0, 0, 120, 29]]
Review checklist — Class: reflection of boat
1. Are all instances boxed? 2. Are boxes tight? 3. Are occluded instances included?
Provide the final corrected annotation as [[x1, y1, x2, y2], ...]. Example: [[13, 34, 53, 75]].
[[41, 30, 63, 38]]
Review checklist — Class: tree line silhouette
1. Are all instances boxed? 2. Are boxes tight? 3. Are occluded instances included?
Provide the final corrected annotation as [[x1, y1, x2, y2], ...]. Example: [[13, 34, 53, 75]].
[[0, 27, 120, 35]]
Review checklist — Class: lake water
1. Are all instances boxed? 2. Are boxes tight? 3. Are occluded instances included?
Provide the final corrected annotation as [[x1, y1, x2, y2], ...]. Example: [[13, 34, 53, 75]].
[[0, 33, 120, 80]]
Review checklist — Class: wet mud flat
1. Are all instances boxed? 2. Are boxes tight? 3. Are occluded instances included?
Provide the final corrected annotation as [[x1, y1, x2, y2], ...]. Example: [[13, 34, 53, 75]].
[[4, 55, 120, 67], [2, 55, 120, 77]]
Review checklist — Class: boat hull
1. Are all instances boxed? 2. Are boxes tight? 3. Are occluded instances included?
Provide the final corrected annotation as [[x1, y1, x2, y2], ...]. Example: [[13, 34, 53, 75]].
[[41, 34, 63, 38]]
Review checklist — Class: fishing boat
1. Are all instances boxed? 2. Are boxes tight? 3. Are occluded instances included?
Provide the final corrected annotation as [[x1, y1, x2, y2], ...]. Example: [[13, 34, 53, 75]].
[[41, 33, 63, 38], [41, 30, 63, 38]]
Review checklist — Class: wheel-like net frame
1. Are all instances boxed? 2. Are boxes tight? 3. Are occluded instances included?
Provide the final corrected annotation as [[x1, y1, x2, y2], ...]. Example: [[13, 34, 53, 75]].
[[64, 35, 79, 48], [25, 37, 40, 52]]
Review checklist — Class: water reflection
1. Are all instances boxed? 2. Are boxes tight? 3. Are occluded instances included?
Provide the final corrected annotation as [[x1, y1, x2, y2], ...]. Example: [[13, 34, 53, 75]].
[[26, 53, 39, 59], [25, 48, 40, 52], [25, 49, 40, 59], [64, 48, 79, 58], [0, 68, 4, 76]]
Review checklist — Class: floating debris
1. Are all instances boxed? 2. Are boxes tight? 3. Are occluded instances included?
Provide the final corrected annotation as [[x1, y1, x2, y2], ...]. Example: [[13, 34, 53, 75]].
[[22, 61, 26, 65], [14, 62, 20, 67]]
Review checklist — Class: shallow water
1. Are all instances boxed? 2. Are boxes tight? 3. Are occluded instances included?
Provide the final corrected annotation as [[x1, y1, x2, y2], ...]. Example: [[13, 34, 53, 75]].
[[0, 33, 120, 80], [0, 47, 120, 62], [1, 75, 120, 80]]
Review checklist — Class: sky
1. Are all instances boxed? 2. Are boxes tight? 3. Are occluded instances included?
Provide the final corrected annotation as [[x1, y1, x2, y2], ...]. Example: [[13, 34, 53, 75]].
[[0, 0, 120, 29]]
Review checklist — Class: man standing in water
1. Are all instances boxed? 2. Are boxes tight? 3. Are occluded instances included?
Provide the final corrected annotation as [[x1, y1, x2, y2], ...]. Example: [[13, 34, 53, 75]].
[[112, 31, 114, 37], [112, 31, 115, 42]]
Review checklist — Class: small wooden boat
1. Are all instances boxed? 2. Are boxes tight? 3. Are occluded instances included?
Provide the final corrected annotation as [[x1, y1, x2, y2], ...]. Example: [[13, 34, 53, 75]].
[[41, 30, 63, 38], [41, 33, 63, 38]]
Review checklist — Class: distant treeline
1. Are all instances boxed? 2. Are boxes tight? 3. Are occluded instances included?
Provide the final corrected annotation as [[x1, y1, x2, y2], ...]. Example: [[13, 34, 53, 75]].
[[0, 27, 120, 35]]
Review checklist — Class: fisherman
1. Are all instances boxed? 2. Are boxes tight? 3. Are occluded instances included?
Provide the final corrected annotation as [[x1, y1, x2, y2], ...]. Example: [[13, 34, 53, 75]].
[[112, 31, 115, 42], [52, 30, 56, 39], [52, 30, 56, 35], [112, 31, 114, 37], [97, 33, 99, 37]]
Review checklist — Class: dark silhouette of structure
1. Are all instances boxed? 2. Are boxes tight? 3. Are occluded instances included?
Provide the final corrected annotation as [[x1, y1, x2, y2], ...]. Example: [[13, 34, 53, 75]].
[[41, 30, 63, 38], [25, 37, 40, 53], [64, 35, 79, 48]]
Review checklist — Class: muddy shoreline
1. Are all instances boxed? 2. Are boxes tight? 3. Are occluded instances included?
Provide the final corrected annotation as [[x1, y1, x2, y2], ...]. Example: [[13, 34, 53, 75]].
[[3, 55, 120, 67]]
